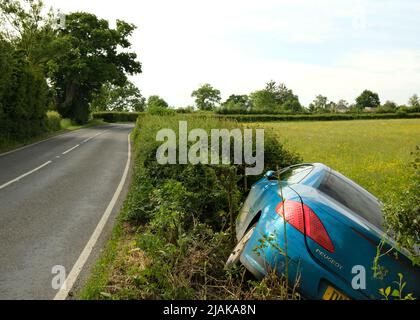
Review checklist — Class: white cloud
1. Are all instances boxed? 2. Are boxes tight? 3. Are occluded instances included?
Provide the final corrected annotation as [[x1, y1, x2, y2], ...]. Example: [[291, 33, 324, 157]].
[[43, 0, 420, 106], [336, 50, 420, 74]]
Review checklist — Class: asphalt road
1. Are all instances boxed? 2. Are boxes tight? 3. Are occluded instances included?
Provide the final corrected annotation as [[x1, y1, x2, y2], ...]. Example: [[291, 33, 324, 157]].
[[0, 124, 134, 300]]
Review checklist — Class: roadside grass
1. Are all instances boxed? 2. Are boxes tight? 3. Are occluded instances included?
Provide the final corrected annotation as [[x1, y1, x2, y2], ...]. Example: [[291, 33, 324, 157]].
[[78, 216, 143, 300], [0, 118, 106, 155], [250, 119, 420, 202]]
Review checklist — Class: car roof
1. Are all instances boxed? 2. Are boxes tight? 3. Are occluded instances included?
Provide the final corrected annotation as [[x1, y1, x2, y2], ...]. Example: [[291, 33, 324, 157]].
[[291, 163, 329, 188], [282, 163, 382, 206]]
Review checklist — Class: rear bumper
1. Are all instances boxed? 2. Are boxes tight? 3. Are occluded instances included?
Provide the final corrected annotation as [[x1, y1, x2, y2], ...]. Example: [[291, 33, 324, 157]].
[[240, 210, 371, 300]]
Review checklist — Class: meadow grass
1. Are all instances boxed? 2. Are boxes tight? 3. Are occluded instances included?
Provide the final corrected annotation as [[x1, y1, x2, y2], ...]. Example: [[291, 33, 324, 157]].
[[250, 119, 420, 202]]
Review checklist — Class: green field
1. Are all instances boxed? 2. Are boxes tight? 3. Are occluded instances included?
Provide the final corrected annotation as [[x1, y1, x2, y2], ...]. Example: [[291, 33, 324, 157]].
[[251, 119, 420, 202]]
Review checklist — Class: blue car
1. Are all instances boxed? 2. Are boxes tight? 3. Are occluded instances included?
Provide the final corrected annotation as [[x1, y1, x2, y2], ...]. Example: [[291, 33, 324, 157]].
[[227, 163, 419, 300]]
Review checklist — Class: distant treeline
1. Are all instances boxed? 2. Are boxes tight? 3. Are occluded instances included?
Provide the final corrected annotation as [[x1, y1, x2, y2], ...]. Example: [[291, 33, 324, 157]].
[[216, 112, 420, 122], [175, 81, 420, 115], [91, 110, 420, 124], [92, 111, 142, 123], [214, 84, 420, 115]]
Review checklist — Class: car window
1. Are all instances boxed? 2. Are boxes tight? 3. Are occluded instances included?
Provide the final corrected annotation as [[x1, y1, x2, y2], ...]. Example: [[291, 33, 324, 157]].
[[318, 172, 384, 230], [279, 165, 313, 184]]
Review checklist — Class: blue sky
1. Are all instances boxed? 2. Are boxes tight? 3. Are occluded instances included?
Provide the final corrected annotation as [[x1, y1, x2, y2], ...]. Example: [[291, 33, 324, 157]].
[[45, 0, 420, 107]]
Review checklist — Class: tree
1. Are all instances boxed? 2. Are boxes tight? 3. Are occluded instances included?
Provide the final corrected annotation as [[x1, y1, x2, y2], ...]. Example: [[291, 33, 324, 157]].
[[408, 94, 420, 108], [191, 83, 221, 111], [146, 95, 168, 110], [267, 81, 299, 107], [90, 81, 146, 112], [381, 100, 397, 112], [49, 12, 141, 123], [0, 0, 69, 72], [336, 99, 349, 112], [283, 99, 303, 113], [355, 90, 380, 110], [250, 81, 302, 113], [327, 101, 337, 113], [145, 95, 173, 115], [221, 94, 250, 112], [308, 95, 328, 113], [0, 44, 49, 139], [0, 0, 53, 139], [249, 88, 277, 111]]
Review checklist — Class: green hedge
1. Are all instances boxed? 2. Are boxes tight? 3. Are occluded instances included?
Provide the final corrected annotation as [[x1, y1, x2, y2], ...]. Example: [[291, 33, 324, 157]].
[[91, 111, 143, 123], [0, 43, 50, 140], [46, 111, 62, 132], [114, 114, 301, 299], [215, 112, 420, 122]]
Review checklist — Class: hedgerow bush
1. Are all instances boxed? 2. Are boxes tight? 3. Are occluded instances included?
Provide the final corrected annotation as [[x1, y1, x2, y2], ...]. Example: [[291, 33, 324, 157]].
[[383, 146, 420, 266], [92, 111, 142, 123], [113, 114, 302, 299], [125, 115, 300, 224], [46, 111, 62, 132], [0, 46, 49, 140], [146, 106, 176, 116], [216, 112, 420, 122]]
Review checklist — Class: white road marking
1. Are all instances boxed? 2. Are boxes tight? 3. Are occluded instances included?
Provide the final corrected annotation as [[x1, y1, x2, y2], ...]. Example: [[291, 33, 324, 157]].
[[0, 128, 114, 191], [0, 161, 52, 190], [82, 129, 110, 144], [54, 133, 131, 300], [0, 126, 112, 158], [62, 144, 80, 155], [60, 129, 110, 156], [0, 132, 74, 158]]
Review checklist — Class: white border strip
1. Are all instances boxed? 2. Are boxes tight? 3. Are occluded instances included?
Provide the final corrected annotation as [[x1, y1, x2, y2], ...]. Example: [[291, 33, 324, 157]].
[[0, 161, 52, 190], [62, 144, 80, 155], [54, 133, 131, 300]]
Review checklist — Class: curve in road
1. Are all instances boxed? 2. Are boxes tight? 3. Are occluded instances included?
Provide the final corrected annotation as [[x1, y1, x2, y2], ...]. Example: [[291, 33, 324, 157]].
[[0, 124, 133, 300]]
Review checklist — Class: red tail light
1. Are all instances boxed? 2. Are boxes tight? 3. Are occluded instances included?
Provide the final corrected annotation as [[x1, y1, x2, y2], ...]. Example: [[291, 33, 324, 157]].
[[276, 200, 335, 253]]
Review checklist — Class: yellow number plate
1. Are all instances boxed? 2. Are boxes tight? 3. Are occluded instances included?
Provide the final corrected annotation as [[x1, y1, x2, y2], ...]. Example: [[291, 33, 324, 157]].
[[322, 286, 351, 300]]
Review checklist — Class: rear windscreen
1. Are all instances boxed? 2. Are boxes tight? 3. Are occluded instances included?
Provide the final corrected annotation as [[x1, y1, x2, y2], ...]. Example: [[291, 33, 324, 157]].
[[318, 172, 384, 230], [279, 165, 313, 184]]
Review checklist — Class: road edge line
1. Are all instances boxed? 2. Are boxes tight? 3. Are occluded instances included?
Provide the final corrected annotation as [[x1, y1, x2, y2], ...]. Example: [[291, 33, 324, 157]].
[[53, 132, 131, 300]]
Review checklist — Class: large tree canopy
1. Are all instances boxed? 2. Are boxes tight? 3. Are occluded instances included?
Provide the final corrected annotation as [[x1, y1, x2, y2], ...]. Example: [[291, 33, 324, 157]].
[[250, 80, 302, 113], [146, 95, 168, 110], [0, 0, 57, 139], [221, 94, 251, 112], [191, 83, 221, 111], [90, 81, 146, 112], [408, 94, 420, 108], [49, 12, 141, 123], [0, 0, 69, 72], [355, 90, 381, 110]]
